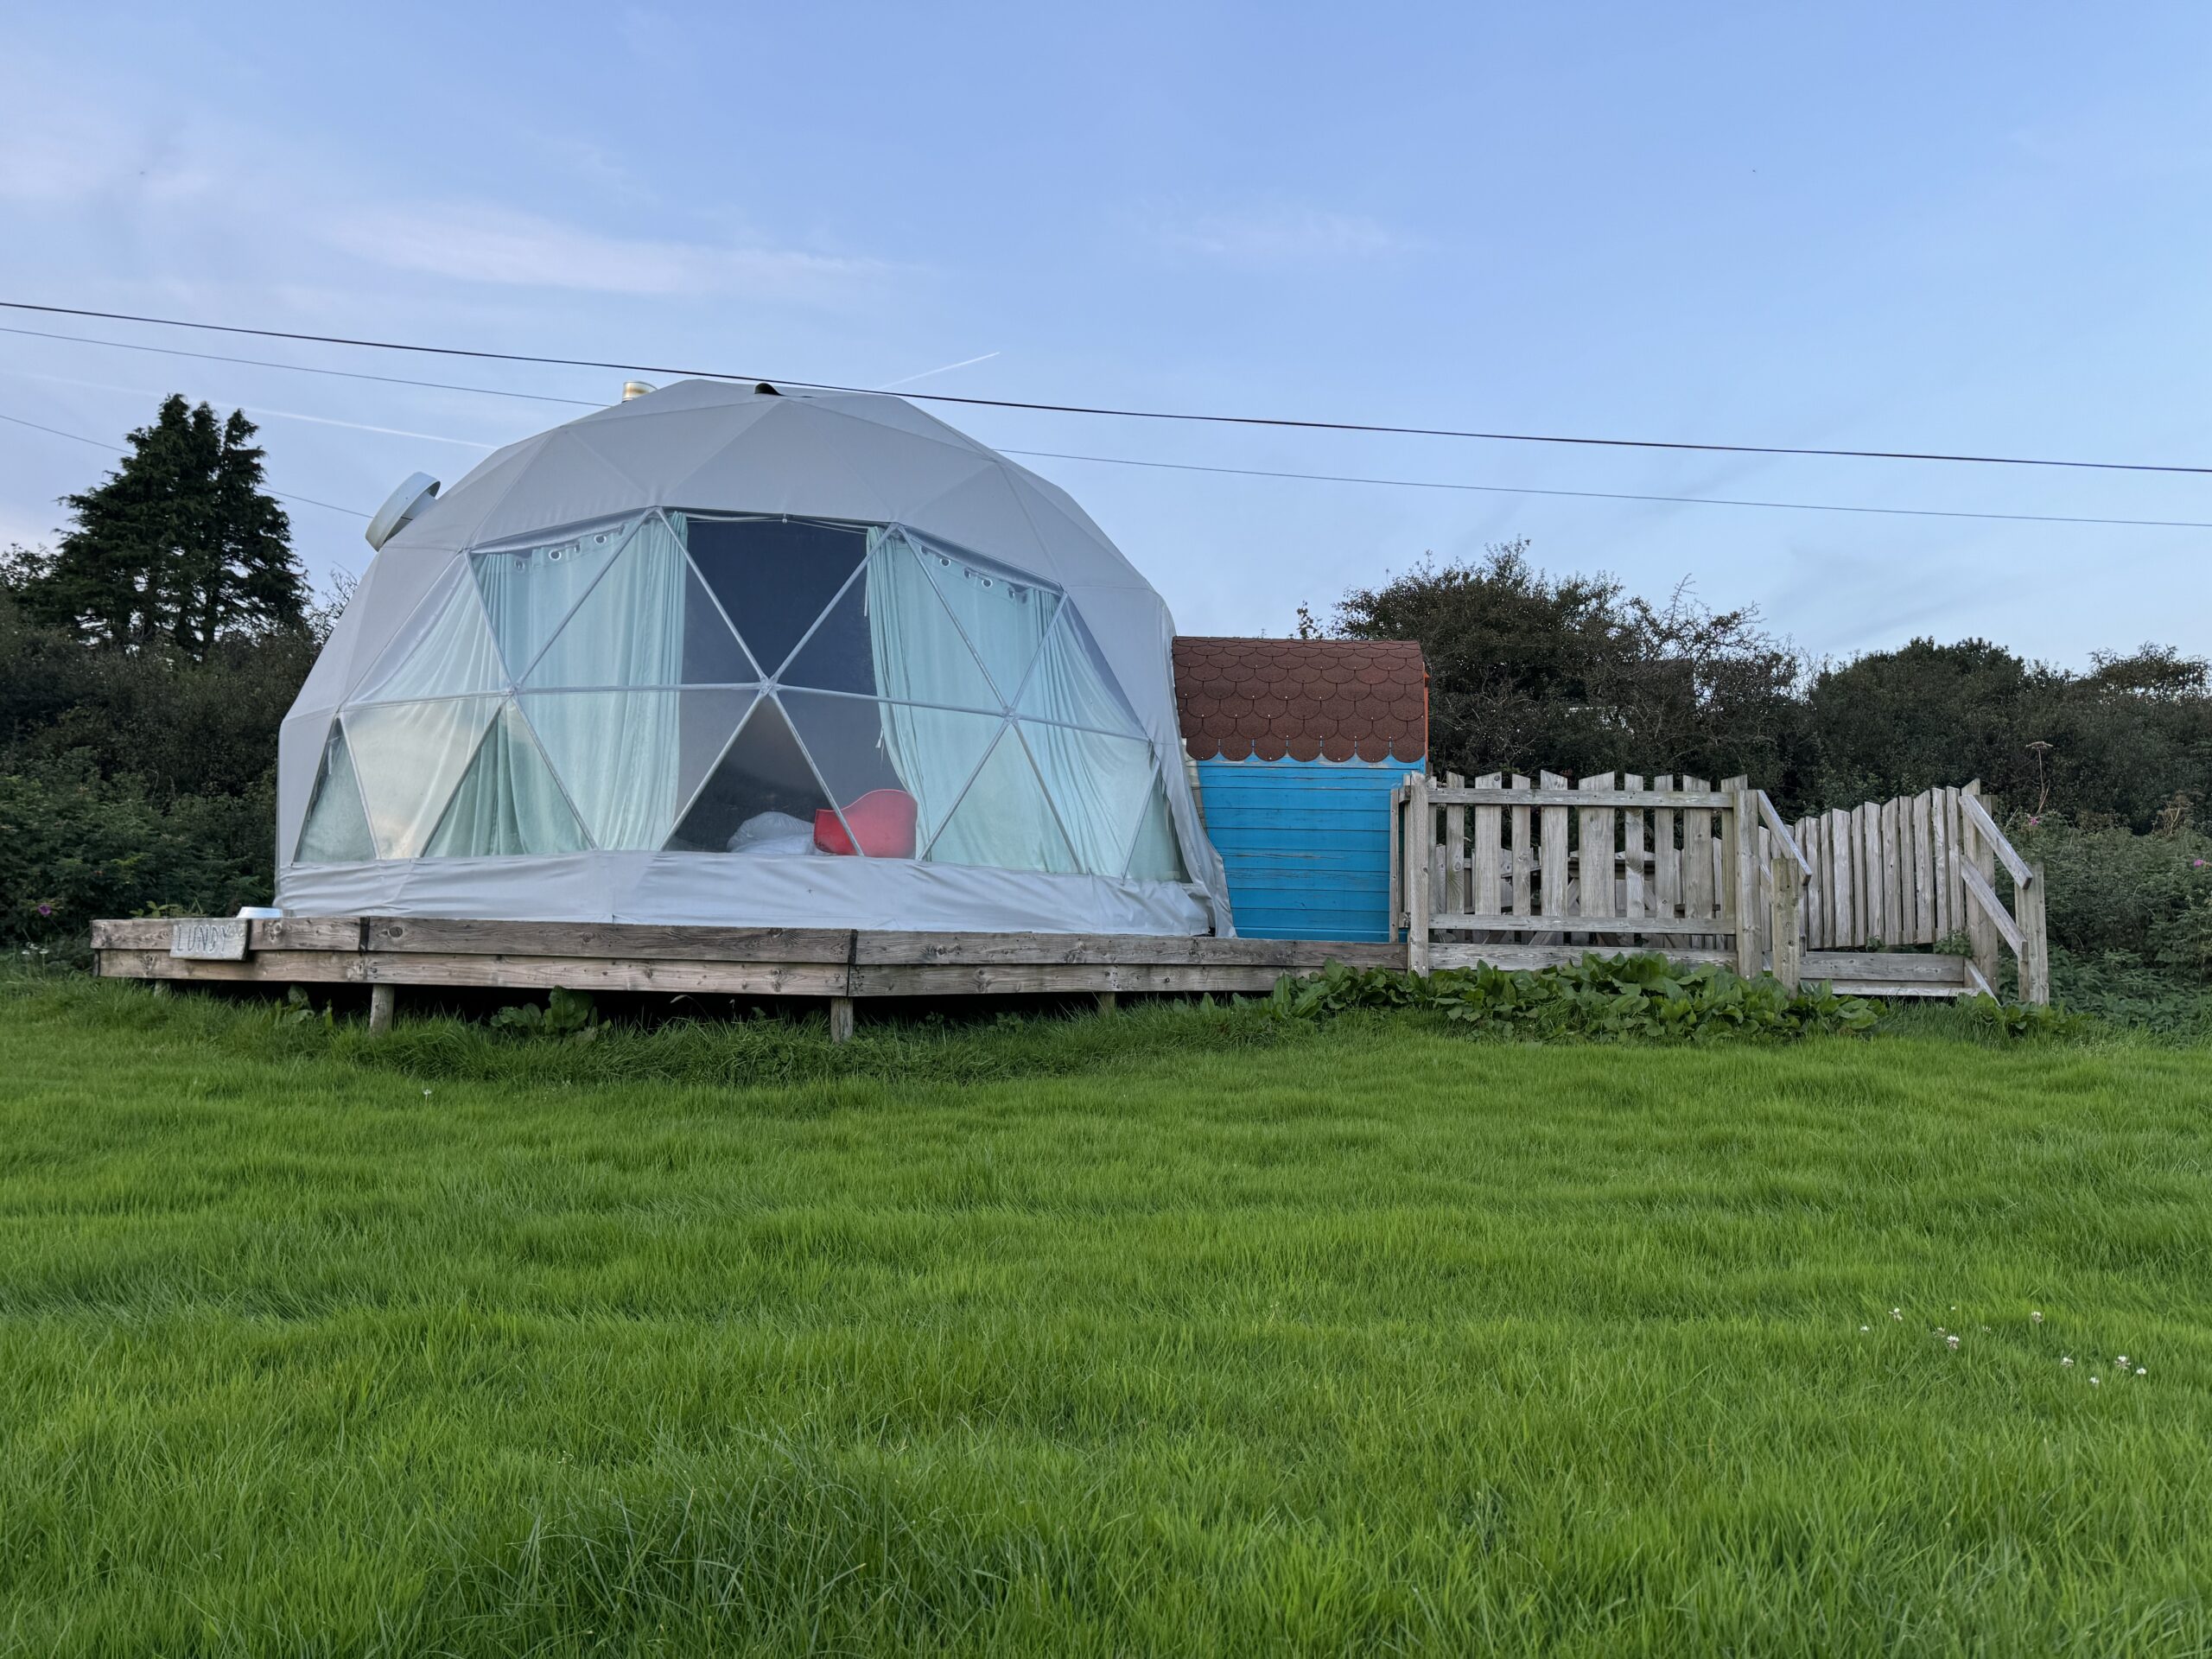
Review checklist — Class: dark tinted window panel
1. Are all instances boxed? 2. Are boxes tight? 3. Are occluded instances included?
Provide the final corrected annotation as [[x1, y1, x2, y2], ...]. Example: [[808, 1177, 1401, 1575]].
[[683, 517, 869, 677], [681, 565, 758, 683], [779, 569, 877, 696]]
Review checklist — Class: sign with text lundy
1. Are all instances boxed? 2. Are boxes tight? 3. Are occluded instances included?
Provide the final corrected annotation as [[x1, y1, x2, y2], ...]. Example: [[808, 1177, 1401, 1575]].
[[169, 918, 250, 960]]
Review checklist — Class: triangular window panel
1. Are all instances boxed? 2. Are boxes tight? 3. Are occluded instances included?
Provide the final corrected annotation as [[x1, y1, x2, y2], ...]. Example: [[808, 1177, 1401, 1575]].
[[665, 697, 837, 855], [353, 568, 505, 703], [470, 518, 633, 680], [295, 723, 375, 863], [680, 563, 757, 684], [784, 692, 1001, 859], [425, 701, 588, 857], [673, 689, 760, 827], [684, 515, 869, 676], [914, 535, 1060, 702], [778, 565, 879, 696], [927, 724, 1077, 874], [518, 691, 683, 850], [524, 515, 688, 690], [800, 532, 999, 710], [342, 696, 501, 860], [1014, 609, 1144, 737], [1020, 722, 1155, 877], [1126, 785, 1188, 882]]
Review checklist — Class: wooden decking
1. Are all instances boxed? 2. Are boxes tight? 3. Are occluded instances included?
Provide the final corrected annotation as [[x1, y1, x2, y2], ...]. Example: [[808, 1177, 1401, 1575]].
[[92, 916, 1979, 1013], [89, 917, 1401, 1001]]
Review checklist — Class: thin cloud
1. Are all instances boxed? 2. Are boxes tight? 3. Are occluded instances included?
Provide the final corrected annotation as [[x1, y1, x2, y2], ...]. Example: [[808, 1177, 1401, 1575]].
[[0, 64, 213, 205], [326, 204, 891, 300], [1152, 203, 1423, 264]]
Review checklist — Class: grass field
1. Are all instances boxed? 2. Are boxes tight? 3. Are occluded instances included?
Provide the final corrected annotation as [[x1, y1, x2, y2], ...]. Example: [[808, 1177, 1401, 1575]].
[[3, 973, 2210, 1656]]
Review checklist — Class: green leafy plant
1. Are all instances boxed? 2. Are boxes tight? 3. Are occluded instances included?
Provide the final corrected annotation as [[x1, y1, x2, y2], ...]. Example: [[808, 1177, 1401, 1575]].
[[1268, 952, 1879, 1041], [489, 987, 601, 1044], [270, 984, 334, 1029], [1952, 993, 2091, 1041]]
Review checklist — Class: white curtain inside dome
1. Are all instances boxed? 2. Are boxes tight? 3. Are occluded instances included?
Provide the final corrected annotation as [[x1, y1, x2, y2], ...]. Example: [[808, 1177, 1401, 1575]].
[[425, 700, 588, 857], [1021, 724, 1155, 875], [929, 725, 1077, 873], [342, 696, 501, 860], [522, 690, 683, 850], [908, 531, 1058, 701], [471, 519, 634, 680]]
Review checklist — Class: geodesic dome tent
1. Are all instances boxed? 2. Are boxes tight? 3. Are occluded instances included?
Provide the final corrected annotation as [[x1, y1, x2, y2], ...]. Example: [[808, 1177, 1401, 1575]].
[[276, 381, 1230, 935]]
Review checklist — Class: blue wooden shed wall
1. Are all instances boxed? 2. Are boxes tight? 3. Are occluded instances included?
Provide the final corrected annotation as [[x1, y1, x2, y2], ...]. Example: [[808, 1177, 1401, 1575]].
[[1196, 756, 1409, 942]]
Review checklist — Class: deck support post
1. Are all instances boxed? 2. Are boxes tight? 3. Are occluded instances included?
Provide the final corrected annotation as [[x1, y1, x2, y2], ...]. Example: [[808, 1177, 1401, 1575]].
[[1769, 854, 1803, 993], [368, 982, 396, 1034], [1096, 990, 1118, 1015], [828, 995, 856, 1044]]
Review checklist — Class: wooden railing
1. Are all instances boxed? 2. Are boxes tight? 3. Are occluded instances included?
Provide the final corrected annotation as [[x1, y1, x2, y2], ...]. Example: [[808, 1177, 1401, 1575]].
[[1390, 772, 1804, 980], [1392, 772, 2049, 1002], [1786, 783, 2047, 1002]]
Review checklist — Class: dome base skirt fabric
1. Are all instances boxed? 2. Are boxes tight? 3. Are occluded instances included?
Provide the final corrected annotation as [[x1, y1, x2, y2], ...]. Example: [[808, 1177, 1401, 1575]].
[[276, 850, 1211, 936]]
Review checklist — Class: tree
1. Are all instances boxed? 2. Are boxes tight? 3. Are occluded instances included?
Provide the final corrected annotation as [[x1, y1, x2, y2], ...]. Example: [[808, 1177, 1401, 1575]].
[[1807, 639, 2212, 830], [1332, 541, 1813, 795], [17, 395, 304, 654]]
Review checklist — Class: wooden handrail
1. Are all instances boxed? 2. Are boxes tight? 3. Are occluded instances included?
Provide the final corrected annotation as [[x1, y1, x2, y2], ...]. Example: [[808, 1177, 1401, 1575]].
[[1756, 790, 1814, 878], [1957, 790, 2032, 887], [1958, 861, 2024, 955]]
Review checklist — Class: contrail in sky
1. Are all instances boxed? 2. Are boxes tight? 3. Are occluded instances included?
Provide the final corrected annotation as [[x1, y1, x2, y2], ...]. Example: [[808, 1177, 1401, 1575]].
[[878, 352, 1000, 389]]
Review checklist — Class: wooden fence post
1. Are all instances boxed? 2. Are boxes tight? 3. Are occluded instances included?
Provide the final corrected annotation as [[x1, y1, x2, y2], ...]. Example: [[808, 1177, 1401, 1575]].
[[1509, 774, 1534, 918], [1578, 772, 1618, 929], [829, 995, 857, 1044], [1444, 772, 1465, 918], [2018, 861, 2050, 1006], [1538, 772, 1571, 942], [1408, 771, 1433, 976], [1726, 781, 1759, 977], [368, 982, 396, 1034], [1769, 854, 1803, 991], [1471, 773, 1503, 928]]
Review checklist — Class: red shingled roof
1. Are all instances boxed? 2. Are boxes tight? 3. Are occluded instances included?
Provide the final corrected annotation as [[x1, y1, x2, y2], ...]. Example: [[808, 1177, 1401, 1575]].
[[1171, 636, 1428, 764]]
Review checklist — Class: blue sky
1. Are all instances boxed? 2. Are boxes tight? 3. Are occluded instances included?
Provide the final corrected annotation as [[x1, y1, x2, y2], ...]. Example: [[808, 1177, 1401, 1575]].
[[2, 3, 2208, 664]]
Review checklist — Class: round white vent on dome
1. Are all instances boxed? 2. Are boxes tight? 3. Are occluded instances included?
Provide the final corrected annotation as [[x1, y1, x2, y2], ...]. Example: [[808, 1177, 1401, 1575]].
[[364, 473, 441, 550]]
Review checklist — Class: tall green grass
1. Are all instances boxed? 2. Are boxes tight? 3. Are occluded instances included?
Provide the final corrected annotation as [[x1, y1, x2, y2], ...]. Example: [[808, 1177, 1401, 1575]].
[[3, 973, 2209, 1655]]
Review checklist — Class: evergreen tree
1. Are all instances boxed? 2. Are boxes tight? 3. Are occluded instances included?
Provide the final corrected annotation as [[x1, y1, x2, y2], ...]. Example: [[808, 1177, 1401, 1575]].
[[21, 395, 304, 653]]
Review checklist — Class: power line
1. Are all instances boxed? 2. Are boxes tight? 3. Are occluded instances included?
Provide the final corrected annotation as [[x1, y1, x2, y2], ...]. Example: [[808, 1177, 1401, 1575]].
[[4, 298, 2207, 479], [1003, 448, 2212, 531], [6, 325, 2207, 531], [0, 408, 371, 518], [0, 322, 601, 408]]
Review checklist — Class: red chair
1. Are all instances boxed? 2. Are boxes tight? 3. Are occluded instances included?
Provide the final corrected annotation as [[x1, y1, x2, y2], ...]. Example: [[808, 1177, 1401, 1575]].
[[814, 788, 919, 858]]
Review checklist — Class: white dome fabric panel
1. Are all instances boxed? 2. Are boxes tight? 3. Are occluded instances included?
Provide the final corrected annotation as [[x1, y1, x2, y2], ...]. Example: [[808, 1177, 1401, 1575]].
[[276, 384, 1230, 936]]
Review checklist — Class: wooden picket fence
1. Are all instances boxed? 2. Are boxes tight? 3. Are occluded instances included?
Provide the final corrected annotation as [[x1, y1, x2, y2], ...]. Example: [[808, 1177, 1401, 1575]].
[[1390, 772, 2048, 1002], [1789, 783, 2047, 1002]]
